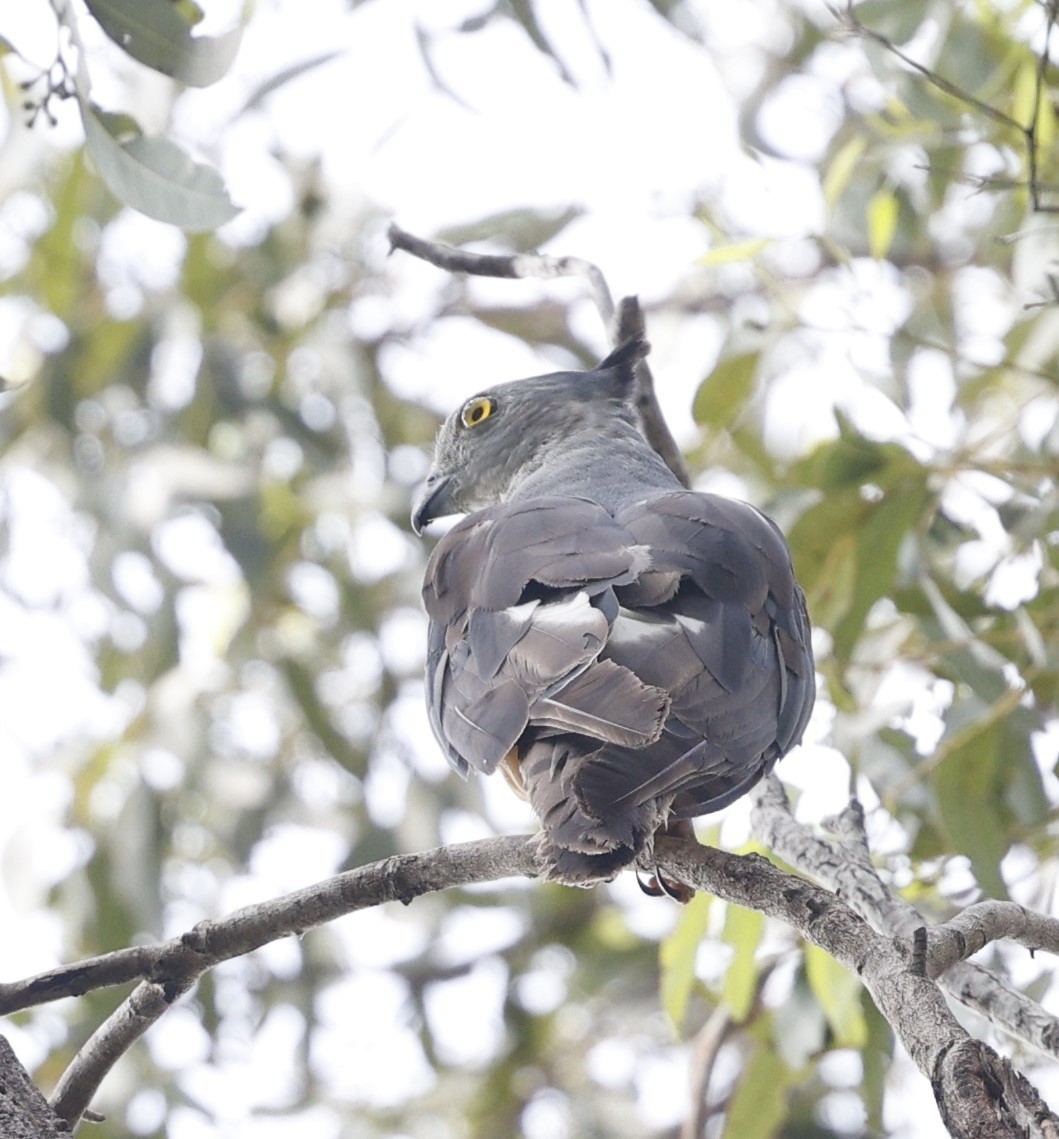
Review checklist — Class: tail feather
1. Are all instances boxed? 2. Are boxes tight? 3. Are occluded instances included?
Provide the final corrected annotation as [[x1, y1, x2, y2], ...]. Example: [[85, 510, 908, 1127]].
[[518, 737, 666, 884]]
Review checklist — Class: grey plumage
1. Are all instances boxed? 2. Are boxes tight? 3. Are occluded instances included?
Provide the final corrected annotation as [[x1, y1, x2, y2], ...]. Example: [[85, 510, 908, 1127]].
[[413, 336, 814, 886]]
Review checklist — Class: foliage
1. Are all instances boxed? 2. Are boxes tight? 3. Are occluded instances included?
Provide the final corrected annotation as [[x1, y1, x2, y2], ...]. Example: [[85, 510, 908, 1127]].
[[1, 1, 1058, 1137]]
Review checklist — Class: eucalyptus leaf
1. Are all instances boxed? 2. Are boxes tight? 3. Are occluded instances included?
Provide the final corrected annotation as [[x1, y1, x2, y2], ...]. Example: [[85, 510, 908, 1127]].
[[81, 103, 238, 231], [84, 0, 242, 86], [659, 892, 711, 1030], [722, 902, 765, 1022], [693, 352, 758, 429]]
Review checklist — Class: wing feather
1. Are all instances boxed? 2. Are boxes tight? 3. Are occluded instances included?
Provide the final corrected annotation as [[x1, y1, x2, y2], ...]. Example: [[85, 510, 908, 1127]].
[[421, 488, 815, 883]]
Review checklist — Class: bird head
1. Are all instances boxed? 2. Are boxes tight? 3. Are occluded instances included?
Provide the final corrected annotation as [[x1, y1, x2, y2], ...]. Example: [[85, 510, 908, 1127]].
[[411, 335, 649, 534]]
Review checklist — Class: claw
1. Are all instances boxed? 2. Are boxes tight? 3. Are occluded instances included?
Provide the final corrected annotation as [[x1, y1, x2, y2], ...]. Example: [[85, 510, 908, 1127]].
[[635, 864, 694, 903], [636, 869, 667, 897]]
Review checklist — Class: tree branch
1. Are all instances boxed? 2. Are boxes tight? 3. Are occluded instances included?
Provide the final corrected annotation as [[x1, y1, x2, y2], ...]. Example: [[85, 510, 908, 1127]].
[[0, 1036, 68, 1139], [7, 818, 1059, 1136], [2, 837, 538, 1129], [654, 836, 1059, 1139], [751, 775, 1059, 1060], [681, 1002, 732, 1139], [387, 222, 615, 324]]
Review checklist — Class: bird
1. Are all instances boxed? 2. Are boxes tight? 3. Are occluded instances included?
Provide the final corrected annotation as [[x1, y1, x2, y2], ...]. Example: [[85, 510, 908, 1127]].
[[411, 334, 814, 894]]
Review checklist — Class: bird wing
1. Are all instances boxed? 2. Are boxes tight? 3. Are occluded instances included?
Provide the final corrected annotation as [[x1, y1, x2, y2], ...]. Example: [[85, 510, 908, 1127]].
[[421, 490, 814, 881], [422, 497, 670, 777]]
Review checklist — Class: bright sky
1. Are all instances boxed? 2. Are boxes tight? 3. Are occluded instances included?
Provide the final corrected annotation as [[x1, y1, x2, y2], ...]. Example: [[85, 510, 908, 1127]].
[[1, 1, 1057, 1136]]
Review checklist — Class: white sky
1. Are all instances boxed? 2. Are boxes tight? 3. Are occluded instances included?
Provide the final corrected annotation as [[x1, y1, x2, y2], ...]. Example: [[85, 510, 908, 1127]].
[[1, 1, 1058, 1136]]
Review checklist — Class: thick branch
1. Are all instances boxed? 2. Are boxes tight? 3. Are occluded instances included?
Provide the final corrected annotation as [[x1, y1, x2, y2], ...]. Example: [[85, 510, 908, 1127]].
[[751, 776, 1059, 1060], [654, 837, 1059, 1139], [0, 1036, 67, 1138]]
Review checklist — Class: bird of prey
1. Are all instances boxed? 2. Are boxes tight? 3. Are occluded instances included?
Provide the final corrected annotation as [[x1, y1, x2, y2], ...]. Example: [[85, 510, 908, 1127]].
[[412, 335, 814, 892]]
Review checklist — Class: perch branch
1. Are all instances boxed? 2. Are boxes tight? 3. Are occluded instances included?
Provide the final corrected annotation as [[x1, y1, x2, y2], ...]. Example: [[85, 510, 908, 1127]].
[[5, 837, 539, 1129], [8, 823, 1059, 1137]]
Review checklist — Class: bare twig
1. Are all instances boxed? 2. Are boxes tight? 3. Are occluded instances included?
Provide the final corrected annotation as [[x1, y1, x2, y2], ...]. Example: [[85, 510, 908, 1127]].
[[835, 0, 1059, 216], [387, 222, 615, 325]]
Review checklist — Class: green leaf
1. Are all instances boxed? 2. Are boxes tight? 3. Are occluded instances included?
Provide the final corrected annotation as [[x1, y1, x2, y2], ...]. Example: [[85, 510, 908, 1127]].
[[81, 102, 239, 231], [823, 135, 867, 210], [659, 892, 711, 1030], [692, 353, 758, 429], [867, 187, 899, 259], [934, 718, 1008, 899], [804, 943, 868, 1047], [699, 237, 770, 266], [84, 0, 242, 86], [722, 902, 765, 1022], [722, 1024, 793, 1139], [833, 479, 930, 657], [1012, 56, 1039, 130]]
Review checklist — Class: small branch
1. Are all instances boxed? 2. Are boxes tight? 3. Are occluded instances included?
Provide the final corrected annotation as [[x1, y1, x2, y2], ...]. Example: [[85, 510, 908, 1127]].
[[50, 979, 195, 1129], [832, 3, 1021, 133], [387, 222, 615, 326], [682, 1003, 732, 1139], [834, 0, 1059, 216], [2, 836, 539, 1018], [924, 901, 1059, 977]]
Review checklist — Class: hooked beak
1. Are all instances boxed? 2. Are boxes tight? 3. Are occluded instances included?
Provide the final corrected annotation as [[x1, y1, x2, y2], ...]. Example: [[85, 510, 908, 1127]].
[[411, 473, 457, 535]]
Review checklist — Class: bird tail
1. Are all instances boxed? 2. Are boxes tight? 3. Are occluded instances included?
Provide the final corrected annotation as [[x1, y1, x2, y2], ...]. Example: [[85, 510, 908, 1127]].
[[517, 738, 665, 885]]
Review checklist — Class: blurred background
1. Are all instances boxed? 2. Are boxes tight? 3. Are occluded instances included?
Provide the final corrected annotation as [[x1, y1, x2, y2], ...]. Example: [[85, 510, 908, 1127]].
[[1, 1, 1058, 1136]]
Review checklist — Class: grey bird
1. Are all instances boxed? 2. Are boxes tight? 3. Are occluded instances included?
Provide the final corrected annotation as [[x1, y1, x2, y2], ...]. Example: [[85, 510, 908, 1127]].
[[412, 336, 814, 891]]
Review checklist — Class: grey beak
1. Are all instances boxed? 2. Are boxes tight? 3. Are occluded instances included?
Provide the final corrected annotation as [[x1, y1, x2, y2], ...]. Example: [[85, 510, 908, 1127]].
[[411, 474, 457, 535]]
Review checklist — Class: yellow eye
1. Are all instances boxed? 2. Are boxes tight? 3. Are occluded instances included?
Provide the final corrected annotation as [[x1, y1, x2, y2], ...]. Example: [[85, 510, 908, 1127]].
[[460, 396, 496, 429]]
